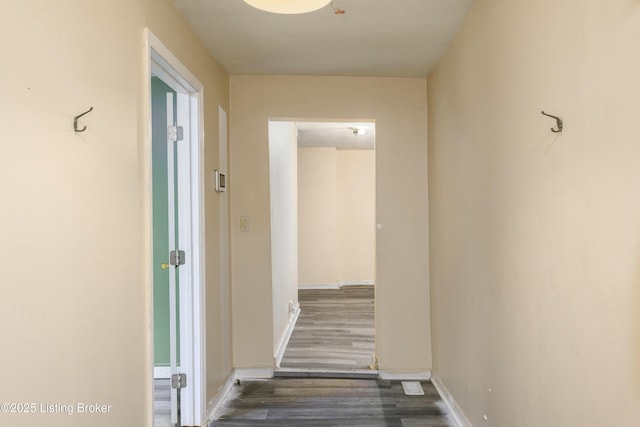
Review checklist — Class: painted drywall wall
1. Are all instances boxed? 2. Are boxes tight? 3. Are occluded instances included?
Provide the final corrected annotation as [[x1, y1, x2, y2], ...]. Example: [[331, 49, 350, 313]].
[[0, 1, 230, 426], [298, 147, 339, 285], [268, 121, 300, 357], [298, 147, 375, 285], [428, 0, 640, 425], [230, 76, 430, 373], [336, 149, 375, 283]]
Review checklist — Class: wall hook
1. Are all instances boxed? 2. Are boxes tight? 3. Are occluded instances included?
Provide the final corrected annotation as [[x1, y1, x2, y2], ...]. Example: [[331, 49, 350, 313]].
[[74, 107, 93, 132], [541, 110, 563, 133]]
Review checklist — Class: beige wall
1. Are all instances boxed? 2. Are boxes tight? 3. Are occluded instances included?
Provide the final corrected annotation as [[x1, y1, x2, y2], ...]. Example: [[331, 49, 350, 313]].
[[336, 149, 375, 282], [298, 147, 339, 285], [268, 121, 300, 355], [230, 76, 431, 373], [0, 1, 230, 426], [428, 0, 640, 425], [298, 148, 375, 285]]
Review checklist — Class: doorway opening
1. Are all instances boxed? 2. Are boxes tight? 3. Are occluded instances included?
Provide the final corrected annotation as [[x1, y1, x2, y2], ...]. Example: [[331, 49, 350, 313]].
[[269, 120, 377, 376], [146, 30, 205, 427]]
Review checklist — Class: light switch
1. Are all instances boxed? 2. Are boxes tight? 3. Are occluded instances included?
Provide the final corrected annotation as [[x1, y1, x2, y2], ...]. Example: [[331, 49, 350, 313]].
[[240, 216, 251, 232]]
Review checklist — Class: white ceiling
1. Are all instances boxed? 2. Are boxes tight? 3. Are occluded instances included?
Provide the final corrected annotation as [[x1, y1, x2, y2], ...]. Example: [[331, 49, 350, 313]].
[[296, 121, 375, 149], [172, 0, 474, 77], [171, 0, 472, 147]]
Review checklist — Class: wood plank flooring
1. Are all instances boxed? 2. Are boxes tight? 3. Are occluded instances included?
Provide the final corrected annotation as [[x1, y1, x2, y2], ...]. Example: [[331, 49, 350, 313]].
[[210, 378, 455, 426], [279, 286, 375, 371], [154, 378, 171, 427]]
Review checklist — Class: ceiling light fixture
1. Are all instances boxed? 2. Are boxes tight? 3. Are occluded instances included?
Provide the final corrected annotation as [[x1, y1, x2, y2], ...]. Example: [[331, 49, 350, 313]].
[[243, 0, 331, 14], [352, 128, 366, 136]]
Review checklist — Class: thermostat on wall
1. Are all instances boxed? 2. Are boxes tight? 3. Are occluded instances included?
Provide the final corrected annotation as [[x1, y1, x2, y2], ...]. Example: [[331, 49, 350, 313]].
[[215, 170, 227, 192]]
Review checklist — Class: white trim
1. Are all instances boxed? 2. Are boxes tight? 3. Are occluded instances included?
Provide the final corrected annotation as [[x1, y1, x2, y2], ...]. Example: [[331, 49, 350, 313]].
[[146, 28, 206, 427], [298, 281, 374, 290], [154, 365, 183, 379], [431, 374, 472, 427], [275, 367, 378, 378], [298, 283, 341, 290], [192, 75, 207, 427], [378, 370, 432, 381], [154, 366, 171, 379], [148, 32, 202, 92], [166, 92, 179, 425], [206, 372, 237, 422], [338, 280, 374, 287], [218, 106, 232, 375], [234, 368, 275, 380], [205, 368, 274, 423], [274, 307, 301, 367]]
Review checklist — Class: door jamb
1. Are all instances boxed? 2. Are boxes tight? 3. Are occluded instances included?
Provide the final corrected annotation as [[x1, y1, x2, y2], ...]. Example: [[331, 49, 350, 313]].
[[269, 118, 377, 372], [144, 28, 206, 426]]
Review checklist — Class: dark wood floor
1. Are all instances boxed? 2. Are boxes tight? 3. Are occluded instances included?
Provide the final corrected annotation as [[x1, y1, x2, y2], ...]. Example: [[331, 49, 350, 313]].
[[210, 378, 454, 426], [279, 286, 375, 371]]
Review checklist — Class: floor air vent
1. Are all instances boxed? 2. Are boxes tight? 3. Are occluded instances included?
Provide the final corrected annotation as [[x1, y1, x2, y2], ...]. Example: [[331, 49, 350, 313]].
[[401, 381, 425, 396]]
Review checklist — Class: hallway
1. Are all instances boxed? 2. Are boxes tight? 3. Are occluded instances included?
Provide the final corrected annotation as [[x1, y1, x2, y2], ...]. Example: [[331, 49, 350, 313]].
[[278, 285, 376, 374], [6, 1, 640, 426], [210, 378, 454, 426]]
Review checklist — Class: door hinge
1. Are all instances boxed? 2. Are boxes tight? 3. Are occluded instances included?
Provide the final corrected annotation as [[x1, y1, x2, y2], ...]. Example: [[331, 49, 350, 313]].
[[169, 250, 185, 267], [168, 125, 184, 142], [171, 373, 187, 389]]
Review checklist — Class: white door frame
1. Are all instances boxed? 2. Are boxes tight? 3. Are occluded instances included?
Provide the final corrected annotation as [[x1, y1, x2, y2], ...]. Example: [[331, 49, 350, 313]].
[[218, 106, 232, 374], [145, 29, 206, 426], [269, 118, 377, 371]]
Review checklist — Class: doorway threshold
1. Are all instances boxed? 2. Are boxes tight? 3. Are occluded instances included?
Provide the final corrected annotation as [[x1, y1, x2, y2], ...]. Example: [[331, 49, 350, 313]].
[[274, 367, 378, 380]]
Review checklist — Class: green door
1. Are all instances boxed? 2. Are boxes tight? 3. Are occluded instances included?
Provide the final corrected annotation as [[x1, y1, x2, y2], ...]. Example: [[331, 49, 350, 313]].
[[152, 76, 180, 370]]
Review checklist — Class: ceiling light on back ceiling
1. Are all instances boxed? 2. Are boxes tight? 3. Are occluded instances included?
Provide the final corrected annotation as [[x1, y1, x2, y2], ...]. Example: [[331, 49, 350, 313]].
[[352, 128, 366, 136], [243, 0, 331, 14]]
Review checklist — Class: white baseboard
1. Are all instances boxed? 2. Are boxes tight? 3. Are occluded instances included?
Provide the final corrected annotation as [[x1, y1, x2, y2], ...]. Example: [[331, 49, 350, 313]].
[[298, 283, 340, 289], [233, 367, 274, 380], [206, 368, 275, 423], [378, 370, 432, 381], [299, 281, 374, 290], [431, 374, 472, 427], [206, 372, 237, 422], [338, 280, 374, 287], [154, 366, 181, 379], [274, 306, 301, 367]]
